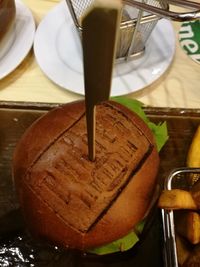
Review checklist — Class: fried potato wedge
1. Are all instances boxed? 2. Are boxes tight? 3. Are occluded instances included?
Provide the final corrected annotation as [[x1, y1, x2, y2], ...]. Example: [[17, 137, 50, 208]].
[[158, 189, 198, 210], [191, 179, 200, 209], [183, 244, 200, 267], [187, 125, 200, 185], [187, 125, 200, 169], [176, 234, 192, 266], [175, 211, 200, 245]]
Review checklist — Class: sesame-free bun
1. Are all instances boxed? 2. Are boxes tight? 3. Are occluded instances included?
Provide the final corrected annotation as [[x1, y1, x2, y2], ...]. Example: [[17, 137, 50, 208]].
[[13, 100, 159, 250]]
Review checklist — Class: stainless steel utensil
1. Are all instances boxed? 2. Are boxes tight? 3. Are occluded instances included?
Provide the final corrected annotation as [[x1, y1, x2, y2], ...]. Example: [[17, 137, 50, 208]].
[[82, 0, 121, 161]]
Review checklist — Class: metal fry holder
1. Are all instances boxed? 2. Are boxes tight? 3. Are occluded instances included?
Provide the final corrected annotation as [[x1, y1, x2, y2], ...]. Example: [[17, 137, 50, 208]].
[[65, 0, 200, 60], [161, 167, 200, 267]]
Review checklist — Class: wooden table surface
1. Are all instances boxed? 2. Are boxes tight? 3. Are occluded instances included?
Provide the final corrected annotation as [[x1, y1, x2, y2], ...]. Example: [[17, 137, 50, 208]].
[[0, 0, 200, 108]]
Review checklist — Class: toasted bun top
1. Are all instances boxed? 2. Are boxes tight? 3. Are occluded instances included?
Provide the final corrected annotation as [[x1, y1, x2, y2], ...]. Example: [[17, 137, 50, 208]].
[[13, 100, 159, 250]]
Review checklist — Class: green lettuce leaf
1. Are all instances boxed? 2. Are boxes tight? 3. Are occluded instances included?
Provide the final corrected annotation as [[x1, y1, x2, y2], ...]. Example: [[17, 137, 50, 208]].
[[88, 231, 139, 255], [88, 97, 168, 255], [113, 96, 168, 152]]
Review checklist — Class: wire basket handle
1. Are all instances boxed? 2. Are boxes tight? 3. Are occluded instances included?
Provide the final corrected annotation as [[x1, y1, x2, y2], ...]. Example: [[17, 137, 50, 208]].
[[126, 0, 200, 21]]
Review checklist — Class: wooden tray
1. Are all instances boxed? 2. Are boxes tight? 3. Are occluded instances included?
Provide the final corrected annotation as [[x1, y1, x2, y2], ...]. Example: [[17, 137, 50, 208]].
[[0, 101, 200, 267]]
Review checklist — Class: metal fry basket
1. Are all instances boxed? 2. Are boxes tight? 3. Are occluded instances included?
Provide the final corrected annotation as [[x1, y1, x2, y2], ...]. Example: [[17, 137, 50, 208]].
[[65, 0, 200, 60], [66, 0, 168, 60], [161, 167, 200, 267]]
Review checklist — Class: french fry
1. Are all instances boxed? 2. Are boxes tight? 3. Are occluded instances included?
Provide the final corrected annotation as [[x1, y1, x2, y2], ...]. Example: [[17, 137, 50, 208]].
[[187, 125, 200, 185], [187, 125, 200, 168], [158, 189, 198, 210], [175, 211, 200, 245], [191, 179, 200, 209], [176, 234, 192, 266], [182, 244, 200, 267], [159, 125, 200, 266]]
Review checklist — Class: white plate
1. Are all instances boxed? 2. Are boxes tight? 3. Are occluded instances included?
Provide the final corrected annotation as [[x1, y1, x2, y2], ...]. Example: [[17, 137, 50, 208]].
[[34, 0, 175, 96], [0, 0, 35, 79]]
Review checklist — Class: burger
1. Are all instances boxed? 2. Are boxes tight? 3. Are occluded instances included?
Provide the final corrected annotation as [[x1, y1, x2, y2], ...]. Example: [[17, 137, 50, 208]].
[[0, 0, 16, 59], [12, 97, 168, 255]]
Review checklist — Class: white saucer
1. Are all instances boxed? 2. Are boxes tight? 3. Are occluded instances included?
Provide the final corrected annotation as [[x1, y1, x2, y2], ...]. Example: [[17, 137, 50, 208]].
[[0, 0, 35, 79], [34, 0, 175, 96]]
